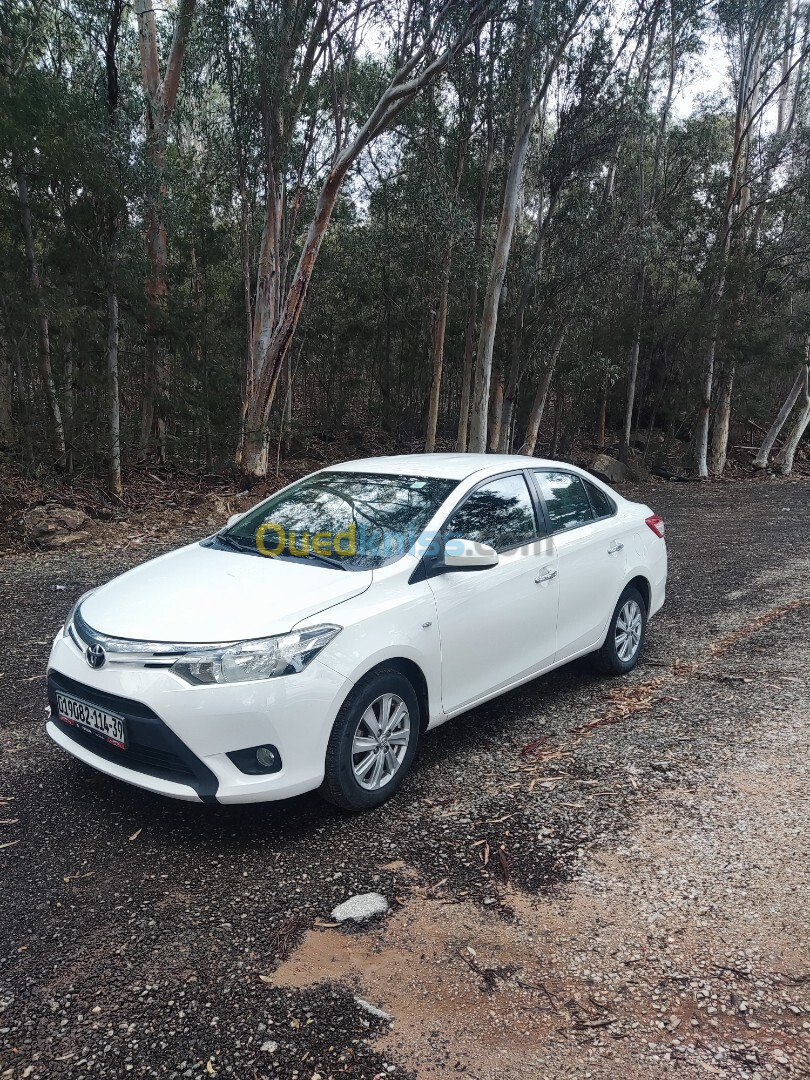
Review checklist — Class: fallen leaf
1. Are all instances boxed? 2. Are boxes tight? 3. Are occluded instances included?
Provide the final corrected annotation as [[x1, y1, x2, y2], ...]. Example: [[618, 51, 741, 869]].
[[128, 829, 142, 841], [206, 1059, 216, 1076], [0, 840, 20, 849]]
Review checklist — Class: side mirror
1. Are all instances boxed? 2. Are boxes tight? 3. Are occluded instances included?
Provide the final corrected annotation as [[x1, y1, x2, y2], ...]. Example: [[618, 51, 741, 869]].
[[442, 538, 499, 571], [227, 512, 245, 528]]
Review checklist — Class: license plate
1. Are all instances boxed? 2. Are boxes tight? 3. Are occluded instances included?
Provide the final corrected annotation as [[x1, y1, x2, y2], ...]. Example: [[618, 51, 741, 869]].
[[56, 692, 128, 750]]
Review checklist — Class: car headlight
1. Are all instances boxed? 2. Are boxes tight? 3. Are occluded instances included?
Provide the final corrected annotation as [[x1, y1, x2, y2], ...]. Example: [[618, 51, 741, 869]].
[[171, 624, 342, 685], [62, 589, 98, 637]]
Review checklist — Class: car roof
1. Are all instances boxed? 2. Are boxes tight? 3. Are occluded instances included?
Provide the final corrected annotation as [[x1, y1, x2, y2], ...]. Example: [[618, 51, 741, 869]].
[[321, 453, 572, 481]]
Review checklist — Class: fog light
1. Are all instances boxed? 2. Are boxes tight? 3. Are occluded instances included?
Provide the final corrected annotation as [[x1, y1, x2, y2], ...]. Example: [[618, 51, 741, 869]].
[[227, 744, 282, 775], [255, 746, 276, 768]]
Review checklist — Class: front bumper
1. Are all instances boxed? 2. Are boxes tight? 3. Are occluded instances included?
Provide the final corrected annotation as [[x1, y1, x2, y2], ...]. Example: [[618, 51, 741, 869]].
[[46, 631, 351, 804]]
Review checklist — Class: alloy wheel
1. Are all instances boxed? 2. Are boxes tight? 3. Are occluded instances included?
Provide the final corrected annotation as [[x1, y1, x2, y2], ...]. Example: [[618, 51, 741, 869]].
[[351, 693, 411, 791], [615, 599, 643, 662]]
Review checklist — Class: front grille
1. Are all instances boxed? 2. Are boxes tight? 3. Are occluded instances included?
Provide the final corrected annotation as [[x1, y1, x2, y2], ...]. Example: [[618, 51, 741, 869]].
[[47, 671, 218, 800]]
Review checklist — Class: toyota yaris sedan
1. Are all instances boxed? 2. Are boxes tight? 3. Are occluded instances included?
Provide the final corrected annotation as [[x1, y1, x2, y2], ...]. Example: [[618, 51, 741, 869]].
[[46, 454, 667, 810]]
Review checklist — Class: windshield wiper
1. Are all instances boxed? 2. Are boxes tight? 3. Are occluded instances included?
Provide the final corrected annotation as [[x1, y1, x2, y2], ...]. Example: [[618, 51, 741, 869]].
[[302, 550, 348, 571], [215, 532, 253, 553]]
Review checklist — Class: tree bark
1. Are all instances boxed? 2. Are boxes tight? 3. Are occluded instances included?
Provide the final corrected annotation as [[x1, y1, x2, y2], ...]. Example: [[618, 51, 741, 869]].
[[488, 371, 503, 451], [457, 76, 494, 451], [134, 0, 197, 461], [468, 0, 586, 452], [62, 340, 74, 474], [468, 0, 542, 454], [776, 361, 810, 476], [107, 283, 123, 498], [424, 245, 452, 452], [519, 322, 568, 456], [424, 68, 476, 454], [695, 11, 769, 477], [15, 164, 65, 467], [0, 350, 13, 447], [597, 375, 607, 449], [499, 174, 555, 453], [753, 364, 806, 468], [708, 362, 735, 476], [241, 2, 495, 477]]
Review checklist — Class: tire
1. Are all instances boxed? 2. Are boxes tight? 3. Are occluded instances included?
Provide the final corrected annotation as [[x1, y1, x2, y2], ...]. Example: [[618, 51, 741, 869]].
[[591, 585, 647, 676], [320, 668, 420, 811]]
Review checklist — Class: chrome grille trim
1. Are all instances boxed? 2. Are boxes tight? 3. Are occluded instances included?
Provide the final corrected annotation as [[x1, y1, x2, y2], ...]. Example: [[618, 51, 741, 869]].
[[71, 607, 239, 667]]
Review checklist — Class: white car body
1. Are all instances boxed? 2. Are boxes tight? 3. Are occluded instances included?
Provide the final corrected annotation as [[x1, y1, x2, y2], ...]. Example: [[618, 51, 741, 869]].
[[46, 454, 667, 804]]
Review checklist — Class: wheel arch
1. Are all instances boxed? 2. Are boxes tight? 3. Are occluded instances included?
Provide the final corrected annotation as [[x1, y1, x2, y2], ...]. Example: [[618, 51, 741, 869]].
[[337, 656, 431, 733], [371, 657, 431, 732], [625, 573, 651, 614]]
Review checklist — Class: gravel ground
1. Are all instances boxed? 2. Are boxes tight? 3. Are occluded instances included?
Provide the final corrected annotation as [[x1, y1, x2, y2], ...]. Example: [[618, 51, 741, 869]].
[[0, 478, 808, 1079]]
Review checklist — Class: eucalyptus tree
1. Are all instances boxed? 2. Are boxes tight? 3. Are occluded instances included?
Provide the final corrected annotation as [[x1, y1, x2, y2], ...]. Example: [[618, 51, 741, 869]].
[[134, 0, 197, 459], [695, 0, 809, 478], [230, 0, 500, 477], [466, 0, 598, 453]]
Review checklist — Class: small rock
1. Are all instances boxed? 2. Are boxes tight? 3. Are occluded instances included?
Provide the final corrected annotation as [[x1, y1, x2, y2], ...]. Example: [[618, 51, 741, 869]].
[[260, 1040, 278, 1053], [331, 892, 389, 923], [354, 997, 392, 1022]]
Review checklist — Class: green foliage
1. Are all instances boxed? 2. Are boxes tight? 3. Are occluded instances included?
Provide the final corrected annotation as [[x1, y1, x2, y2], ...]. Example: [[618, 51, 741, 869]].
[[1, 0, 809, 477]]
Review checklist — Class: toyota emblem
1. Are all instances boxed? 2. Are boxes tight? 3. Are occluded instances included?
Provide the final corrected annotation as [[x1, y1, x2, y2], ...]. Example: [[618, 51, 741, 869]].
[[86, 643, 106, 669]]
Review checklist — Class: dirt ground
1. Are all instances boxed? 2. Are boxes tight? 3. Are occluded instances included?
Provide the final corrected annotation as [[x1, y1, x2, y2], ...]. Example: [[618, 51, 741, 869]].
[[0, 477, 808, 1080]]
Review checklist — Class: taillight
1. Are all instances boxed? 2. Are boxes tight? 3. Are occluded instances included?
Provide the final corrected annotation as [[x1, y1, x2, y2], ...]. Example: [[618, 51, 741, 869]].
[[646, 514, 665, 538]]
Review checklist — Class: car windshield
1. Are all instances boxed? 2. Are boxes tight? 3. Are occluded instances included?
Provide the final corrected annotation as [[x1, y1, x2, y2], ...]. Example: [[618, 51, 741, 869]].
[[216, 471, 458, 570]]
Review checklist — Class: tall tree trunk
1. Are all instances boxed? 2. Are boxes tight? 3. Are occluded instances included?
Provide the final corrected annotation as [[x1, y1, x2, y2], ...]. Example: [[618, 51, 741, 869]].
[[499, 174, 555, 453], [0, 351, 14, 448], [519, 322, 568, 456], [488, 372, 504, 451], [708, 362, 735, 476], [468, 0, 583, 451], [597, 374, 607, 449], [15, 164, 65, 467], [62, 340, 74, 474], [457, 99, 494, 451], [776, 359, 810, 476], [424, 68, 476, 454], [134, 0, 197, 461], [240, 4, 494, 477], [620, 4, 666, 463], [753, 363, 806, 468], [1, 296, 34, 465], [695, 12, 769, 477], [424, 245, 452, 452], [468, 2, 540, 454], [107, 281, 123, 498]]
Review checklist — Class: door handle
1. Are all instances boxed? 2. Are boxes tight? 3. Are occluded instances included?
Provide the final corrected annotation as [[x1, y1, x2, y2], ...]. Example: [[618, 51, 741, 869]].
[[535, 568, 558, 584], [608, 541, 624, 555]]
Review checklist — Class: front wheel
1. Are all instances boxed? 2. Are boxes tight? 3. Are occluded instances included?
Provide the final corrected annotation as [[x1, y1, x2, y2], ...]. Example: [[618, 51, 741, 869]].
[[591, 586, 647, 675], [320, 669, 420, 811]]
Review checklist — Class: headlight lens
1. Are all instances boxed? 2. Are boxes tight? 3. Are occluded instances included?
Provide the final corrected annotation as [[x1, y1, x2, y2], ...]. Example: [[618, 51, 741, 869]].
[[171, 624, 341, 685], [62, 589, 97, 637]]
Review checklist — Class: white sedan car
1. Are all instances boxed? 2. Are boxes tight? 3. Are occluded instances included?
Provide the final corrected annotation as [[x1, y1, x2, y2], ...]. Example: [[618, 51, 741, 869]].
[[46, 454, 667, 810]]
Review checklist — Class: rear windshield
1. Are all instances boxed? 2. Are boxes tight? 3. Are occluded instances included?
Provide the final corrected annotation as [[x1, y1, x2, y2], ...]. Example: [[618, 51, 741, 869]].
[[215, 471, 458, 571]]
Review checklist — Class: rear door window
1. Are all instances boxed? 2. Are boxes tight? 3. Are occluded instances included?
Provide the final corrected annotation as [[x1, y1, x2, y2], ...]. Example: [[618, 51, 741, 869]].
[[533, 471, 595, 533], [582, 479, 616, 519]]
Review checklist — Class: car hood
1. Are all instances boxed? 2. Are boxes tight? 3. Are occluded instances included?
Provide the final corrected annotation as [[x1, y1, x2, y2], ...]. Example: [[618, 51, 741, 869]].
[[80, 541, 372, 643]]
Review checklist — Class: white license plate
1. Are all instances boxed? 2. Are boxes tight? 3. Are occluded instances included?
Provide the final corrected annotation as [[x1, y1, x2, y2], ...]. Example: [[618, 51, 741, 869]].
[[56, 692, 128, 750]]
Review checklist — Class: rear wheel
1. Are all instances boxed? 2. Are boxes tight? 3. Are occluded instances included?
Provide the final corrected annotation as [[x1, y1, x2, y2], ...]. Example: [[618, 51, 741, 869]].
[[320, 669, 420, 811], [592, 585, 647, 675]]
